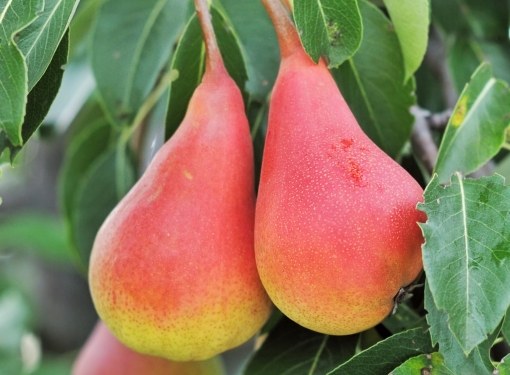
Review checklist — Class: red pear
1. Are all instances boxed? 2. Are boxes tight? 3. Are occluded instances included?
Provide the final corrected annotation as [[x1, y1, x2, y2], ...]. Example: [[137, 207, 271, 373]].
[[88, 0, 271, 361], [255, 0, 425, 335], [73, 323, 225, 375]]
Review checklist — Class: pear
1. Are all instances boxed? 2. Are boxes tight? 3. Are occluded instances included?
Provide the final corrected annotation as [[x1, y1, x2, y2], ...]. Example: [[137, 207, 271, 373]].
[[88, 0, 271, 361], [255, 0, 425, 335], [73, 322, 225, 375]]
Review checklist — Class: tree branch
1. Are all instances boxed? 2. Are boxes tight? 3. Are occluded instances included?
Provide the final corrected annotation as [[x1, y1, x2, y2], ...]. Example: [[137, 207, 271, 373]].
[[411, 106, 439, 175], [424, 27, 458, 109], [410, 106, 496, 178]]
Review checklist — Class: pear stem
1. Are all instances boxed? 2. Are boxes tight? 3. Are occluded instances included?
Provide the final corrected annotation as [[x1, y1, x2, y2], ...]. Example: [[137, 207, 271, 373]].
[[281, 0, 293, 12], [194, 0, 226, 76], [262, 0, 302, 58], [129, 68, 177, 136]]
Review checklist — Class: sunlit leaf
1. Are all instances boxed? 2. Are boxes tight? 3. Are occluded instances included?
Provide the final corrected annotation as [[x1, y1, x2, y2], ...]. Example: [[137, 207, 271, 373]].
[[293, 0, 362, 67], [0, 0, 42, 146], [496, 354, 510, 374], [389, 352, 454, 375], [383, 0, 430, 81], [17, 0, 79, 90], [435, 64, 510, 183]]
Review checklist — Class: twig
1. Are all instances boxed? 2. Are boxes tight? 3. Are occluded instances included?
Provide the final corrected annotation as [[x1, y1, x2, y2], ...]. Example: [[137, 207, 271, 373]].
[[410, 106, 496, 178], [424, 27, 458, 109], [427, 109, 452, 130], [410, 106, 438, 174], [467, 161, 496, 178]]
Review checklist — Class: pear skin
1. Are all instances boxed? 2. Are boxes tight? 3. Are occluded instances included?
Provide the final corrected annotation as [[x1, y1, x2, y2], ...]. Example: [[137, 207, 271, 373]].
[[88, 0, 271, 361], [255, 0, 424, 335], [73, 323, 225, 375]]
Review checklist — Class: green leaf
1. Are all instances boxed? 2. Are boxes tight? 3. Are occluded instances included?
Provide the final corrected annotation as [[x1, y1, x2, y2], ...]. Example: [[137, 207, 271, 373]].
[[0, 0, 42, 146], [0, 133, 16, 162], [0, 212, 72, 264], [0, 30, 68, 157], [447, 37, 484, 94], [0, 50, 23, 144], [503, 307, 510, 344], [389, 353, 454, 375], [293, 0, 362, 67], [430, 0, 468, 35], [0, 139, 9, 163], [478, 41, 510, 84], [22, 31, 68, 141], [59, 119, 113, 222], [211, 6, 248, 93], [420, 174, 510, 355], [448, 38, 510, 97], [424, 283, 495, 374], [414, 57, 444, 113], [1, 0, 76, 154], [70, 148, 135, 267], [327, 327, 433, 374], [165, 6, 248, 139], [58, 117, 134, 269], [165, 15, 204, 139], [383, 0, 430, 81], [17, 0, 79, 90], [434, 64, 510, 183], [91, 0, 188, 126], [244, 318, 358, 375], [497, 354, 510, 374], [69, 0, 103, 57], [383, 303, 428, 334], [220, 0, 279, 101], [333, 0, 415, 157], [432, 0, 509, 40], [260, 309, 283, 335]]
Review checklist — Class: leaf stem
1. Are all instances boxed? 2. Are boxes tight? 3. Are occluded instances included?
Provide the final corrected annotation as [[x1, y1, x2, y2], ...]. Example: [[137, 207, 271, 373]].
[[250, 101, 268, 138], [194, 0, 225, 75], [128, 68, 177, 140], [262, 0, 302, 58], [308, 335, 329, 375]]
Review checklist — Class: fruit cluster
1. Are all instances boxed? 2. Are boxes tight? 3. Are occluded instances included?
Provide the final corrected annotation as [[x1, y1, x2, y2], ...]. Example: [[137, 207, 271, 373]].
[[74, 0, 424, 373]]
